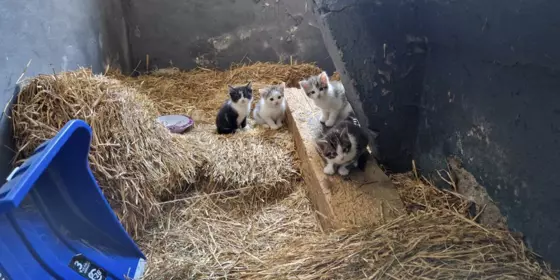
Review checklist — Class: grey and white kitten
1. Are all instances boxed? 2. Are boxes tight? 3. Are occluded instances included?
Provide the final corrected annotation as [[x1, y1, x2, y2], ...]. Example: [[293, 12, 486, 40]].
[[317, 118, 369, 176], [299, 71, 353, 127], [253, 82, 286, 130]]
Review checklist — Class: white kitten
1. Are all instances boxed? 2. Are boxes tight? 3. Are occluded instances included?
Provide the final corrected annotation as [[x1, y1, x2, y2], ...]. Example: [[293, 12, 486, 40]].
[[299, 71, 353, 127], [253, 82, 286, 130]]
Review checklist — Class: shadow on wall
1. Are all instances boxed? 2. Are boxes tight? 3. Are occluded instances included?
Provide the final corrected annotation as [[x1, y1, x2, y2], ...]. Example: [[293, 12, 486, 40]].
[[122, 0, 334, 72]]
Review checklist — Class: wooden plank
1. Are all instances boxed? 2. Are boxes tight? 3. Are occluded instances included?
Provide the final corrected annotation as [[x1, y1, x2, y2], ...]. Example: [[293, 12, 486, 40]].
[[285, 87, 405, 230]]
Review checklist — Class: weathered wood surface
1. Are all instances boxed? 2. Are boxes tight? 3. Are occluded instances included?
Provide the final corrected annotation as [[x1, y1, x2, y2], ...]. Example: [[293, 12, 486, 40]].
[[285, 87, 404, 229]]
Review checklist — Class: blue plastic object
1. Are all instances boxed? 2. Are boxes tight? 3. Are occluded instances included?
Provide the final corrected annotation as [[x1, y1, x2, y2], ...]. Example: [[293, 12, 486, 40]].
[[0, 119, 146, 280]]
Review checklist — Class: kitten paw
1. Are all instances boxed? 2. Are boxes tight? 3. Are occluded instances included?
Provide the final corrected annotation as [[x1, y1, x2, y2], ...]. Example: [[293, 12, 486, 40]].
[[325, 119, 335, 127], [338, 166, 350, 176], [319, 115, 327, 123], [270, 124, 280, 130], [323, 165, 335, 175], [262, 124, 270, 128]]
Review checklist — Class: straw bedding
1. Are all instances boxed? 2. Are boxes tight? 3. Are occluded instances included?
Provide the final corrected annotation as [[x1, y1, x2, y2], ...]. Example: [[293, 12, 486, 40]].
[[11, 63, 322, 236], [12, 63, 554, 279], [110, 63, 323, 124], [140, 174, 554, 280], [111, 62, 324, 202], [11, 69, 202, 237]]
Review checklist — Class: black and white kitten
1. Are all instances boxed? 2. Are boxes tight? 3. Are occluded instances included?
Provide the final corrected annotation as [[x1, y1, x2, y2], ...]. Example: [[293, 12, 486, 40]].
[[316, 118, 369, 176], [215, 82, 253, 134]]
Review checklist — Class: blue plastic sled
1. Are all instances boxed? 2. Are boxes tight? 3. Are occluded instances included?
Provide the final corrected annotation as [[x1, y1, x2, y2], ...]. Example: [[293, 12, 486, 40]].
[[0, 119, 146, 280]]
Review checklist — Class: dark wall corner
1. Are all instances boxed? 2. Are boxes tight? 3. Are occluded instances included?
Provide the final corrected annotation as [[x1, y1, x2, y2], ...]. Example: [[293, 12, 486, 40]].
[[310, 0, 427, 172], [99, 0, 133, 73], [309, 0, 370, 136], [309, 0, 560, 271]]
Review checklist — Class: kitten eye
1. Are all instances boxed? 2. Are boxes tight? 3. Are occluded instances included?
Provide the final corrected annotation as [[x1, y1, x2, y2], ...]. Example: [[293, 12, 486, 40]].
[[310, 91, 315, 94], [278, 96, 282, 99], [269, 98, 274, 101]]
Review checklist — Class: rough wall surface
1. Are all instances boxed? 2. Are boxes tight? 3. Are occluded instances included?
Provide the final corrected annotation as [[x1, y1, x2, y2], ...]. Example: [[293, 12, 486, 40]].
[[312, 0, 428, 171], [0, 0, 129, 180], [123, 0, 334, 72], [312, 0, 560, 270]]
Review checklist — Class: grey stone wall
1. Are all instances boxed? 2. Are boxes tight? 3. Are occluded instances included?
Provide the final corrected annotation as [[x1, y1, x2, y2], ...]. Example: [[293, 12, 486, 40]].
[[123, 0, 334, 72], [0, 0, 333, 181], [0, 0, 129, 180]]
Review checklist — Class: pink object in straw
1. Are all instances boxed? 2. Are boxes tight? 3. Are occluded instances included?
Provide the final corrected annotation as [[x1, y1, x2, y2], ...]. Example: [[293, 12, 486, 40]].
[[156, 115, 194, 134]]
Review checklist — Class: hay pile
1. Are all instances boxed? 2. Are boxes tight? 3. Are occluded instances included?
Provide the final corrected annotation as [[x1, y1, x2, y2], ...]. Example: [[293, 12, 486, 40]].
[[141, 174, 554, 280], [140, 183, 319, 279], [11, 63, 554, 279], [111, 63, 322, 123], [110, 63, 324, 201], [12, 63, 322, 236], [12, 69, 201, 236]]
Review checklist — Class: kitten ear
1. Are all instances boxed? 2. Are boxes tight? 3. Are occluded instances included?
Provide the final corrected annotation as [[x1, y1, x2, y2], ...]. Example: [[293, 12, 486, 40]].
[[278, 82, 286, 93], [228, 85, 235, 92], [315, 139, 328, 152], [258, 87, 269, 96], [246, 81, 252, 88], [299, 80, 310, 90], [319, 71, 329, 86]]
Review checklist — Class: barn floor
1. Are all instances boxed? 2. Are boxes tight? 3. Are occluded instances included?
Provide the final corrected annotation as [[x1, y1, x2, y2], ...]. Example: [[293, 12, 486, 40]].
[[11, 63, 556, 279], [114, 64, 554, 279]]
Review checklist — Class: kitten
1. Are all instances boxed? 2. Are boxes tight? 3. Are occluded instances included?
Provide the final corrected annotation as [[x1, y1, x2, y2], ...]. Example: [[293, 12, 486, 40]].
[[317, 119, 369, 176], [253, 82, 286, 130], [215, 82, 253, 134], [299, 71, 353, 127]]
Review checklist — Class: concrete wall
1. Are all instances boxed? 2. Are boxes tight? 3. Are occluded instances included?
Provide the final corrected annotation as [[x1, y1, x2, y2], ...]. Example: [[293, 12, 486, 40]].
[[0, 0, 333, 180], [0, 0, 129, 180], [123, 0, 334, 72], [311, 0, 560, 270]]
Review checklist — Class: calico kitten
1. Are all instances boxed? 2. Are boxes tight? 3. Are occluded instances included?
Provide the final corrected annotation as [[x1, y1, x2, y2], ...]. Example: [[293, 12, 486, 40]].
[[215, 82, 253, 134], [317, 119, 369, 176], [299, 71, 353, 127], [253, 82, 286, 130]]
